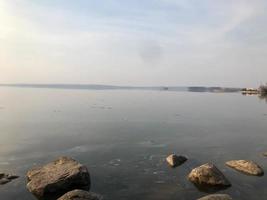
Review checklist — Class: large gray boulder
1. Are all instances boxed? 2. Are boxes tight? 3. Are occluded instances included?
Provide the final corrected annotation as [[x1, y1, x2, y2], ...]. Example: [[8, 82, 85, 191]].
[[197, 194, 232, 200], [58, 190, 102, 200], [188, 163, 231, 187], [26, 157, 90, 200], [226, 160, 264, 176]]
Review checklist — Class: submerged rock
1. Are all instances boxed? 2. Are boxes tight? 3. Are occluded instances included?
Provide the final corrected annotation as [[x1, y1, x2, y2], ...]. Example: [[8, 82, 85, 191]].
[[58, 190, 102, 200], [26, 156, 90, 199], [0, 173, 19, 185], [197, 194, 232, 200], [188, 163, 231, 187], [0, 178, 10, 185], [166, 154, 187, 167], [226, 160, 264, 176], [262, 152, 267, 157]]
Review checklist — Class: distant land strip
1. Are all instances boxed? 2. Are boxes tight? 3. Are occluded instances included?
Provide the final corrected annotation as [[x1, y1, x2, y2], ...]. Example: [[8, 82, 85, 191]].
[[0, 84, 241, 93]]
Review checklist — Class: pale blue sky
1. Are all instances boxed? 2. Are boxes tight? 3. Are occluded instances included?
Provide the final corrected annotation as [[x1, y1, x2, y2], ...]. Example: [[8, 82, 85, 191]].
[[1, 0, 267, 86]]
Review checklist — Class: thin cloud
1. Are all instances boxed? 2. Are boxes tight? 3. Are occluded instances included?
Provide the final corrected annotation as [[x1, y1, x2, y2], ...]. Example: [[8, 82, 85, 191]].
[[0, 0, 267, 86]]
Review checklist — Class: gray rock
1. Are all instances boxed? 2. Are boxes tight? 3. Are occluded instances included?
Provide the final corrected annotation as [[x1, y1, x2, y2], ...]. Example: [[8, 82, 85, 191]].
[[6, 174, 19, 180], [226, 160, 264, 176], [58, 190, 102, 200], [166, 154, 187, 167], [0, 173, 19, 185], [197, 194, 232, 200], [0, 173, 5, 179], [26, 156, 90, 199], [0, 178, 10, 185], [188, 163, 231, 187]]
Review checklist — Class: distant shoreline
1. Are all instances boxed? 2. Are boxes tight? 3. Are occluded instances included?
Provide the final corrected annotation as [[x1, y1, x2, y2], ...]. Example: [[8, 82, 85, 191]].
[[0, 84, 242, 93]]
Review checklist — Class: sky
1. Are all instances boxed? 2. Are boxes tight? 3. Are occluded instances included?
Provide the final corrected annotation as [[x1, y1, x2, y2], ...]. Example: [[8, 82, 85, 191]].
[[0, 0, 267, 87]]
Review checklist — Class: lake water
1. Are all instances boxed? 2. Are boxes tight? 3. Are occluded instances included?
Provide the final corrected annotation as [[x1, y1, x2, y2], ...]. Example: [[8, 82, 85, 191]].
[[0, 87, 266, 200]]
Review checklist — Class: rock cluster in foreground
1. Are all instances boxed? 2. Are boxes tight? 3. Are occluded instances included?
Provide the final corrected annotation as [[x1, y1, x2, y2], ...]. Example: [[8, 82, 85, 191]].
[[197, 194, 232, 200], [226, 160, 264, 176], [25, 153, 267, 199], [188, 163, 231, 187], [0, 173, 19, 185], [26, 156, 91, 200]]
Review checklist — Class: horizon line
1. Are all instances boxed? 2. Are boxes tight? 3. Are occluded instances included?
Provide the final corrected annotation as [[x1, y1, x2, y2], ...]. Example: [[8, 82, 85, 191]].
[[0, 83, 243, 88]]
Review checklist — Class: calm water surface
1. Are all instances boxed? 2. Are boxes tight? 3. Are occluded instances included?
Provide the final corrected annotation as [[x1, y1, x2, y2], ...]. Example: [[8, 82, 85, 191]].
[[0, 88, 266, 200]]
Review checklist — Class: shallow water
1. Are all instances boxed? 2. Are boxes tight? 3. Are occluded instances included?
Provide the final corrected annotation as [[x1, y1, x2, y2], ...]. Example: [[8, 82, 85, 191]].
[[0, 87, 266, 200]]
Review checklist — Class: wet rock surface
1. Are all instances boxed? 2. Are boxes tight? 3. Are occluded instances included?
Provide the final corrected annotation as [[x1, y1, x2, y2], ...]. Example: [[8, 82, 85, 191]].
[[197, 194, 232, 200], [188, 163, 231, 187], [58, 190, 102, 200], [166, 154, 187, 167], [0, 173, 19, 185], [226, 160, 264, 176], [26, 156, 90, 199]]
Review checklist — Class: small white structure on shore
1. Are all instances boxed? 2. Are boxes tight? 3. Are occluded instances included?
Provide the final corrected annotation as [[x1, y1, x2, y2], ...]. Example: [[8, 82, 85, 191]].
[[241, 88, 259, 95]]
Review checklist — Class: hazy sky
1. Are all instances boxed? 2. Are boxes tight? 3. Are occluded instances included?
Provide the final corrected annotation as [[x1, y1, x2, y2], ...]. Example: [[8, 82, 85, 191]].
[[1, 0, 267, 87]]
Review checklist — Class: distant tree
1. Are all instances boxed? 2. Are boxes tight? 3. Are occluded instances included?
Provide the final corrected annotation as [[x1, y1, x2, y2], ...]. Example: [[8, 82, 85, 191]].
[[259, 83, 267, 96]]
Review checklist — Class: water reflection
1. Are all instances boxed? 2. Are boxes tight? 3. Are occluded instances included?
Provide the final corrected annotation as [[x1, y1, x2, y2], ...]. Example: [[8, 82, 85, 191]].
[[241, 92, 267, 103], [193, 183, 230, 194], [258, 94, 267, 103]]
